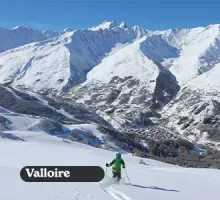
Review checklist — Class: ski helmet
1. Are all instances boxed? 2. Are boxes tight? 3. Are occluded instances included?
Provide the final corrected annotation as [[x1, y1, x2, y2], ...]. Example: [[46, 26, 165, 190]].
[[116, 152, 121, 158]]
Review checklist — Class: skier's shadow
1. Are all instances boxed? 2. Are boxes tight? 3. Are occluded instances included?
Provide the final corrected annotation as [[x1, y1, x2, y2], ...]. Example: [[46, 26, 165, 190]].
[[128, 184, 179, 192]]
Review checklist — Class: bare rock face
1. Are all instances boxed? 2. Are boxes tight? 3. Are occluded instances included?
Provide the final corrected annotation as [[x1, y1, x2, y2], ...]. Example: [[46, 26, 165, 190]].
[[150, 62, 180, 110]]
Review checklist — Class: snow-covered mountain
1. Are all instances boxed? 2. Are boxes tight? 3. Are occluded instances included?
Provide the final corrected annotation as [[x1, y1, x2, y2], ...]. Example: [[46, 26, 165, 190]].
[[165, 25, 220, 85], [0, 21, 220, 151], [1, 22, 219, 92], [70, 37, 180, 129], [161, 63, 220, 149], [0, 21, 150, 92], [0, 25, 60, 53]]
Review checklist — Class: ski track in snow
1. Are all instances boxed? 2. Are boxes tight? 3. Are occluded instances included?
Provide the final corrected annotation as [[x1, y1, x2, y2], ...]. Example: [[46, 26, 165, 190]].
[[100, 177, 132, 200], [106, 187, 132, 200]]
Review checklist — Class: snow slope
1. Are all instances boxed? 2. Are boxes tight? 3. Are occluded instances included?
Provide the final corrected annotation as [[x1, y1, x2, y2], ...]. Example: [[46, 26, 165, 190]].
[[0, 26, 60, 53], [86, 37, 159, 88], [163, 25, 220, 85], [0, 131, 219, 200], [0, 22, 148, 92], [187, 62, 220, 92], [0, 32, 73, 91]]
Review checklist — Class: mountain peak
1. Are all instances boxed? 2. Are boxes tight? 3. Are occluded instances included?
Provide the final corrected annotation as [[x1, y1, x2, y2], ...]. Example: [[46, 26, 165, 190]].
[[63, 27, 74, 33], [119, 21, 128, 28], [207, 24, 220, 30], [91, 20, 118, 30], [12, 25, 33, 30]]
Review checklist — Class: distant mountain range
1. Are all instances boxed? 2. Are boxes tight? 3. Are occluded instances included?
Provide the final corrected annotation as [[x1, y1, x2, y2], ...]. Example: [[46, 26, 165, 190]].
[[0, 20, 219, 152]]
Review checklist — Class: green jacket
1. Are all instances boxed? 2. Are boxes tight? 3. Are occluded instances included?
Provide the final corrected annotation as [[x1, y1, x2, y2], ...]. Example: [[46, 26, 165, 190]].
[[109, 158, 125, 172]]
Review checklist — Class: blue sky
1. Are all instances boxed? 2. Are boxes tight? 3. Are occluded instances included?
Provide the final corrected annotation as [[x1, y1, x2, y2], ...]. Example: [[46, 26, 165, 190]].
[[0, 0, 219, 31]]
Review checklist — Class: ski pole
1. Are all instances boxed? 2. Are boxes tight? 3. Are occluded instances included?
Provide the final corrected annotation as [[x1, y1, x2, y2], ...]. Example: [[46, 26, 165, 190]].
[[105, 166, 108, 176], [124, 169, 131, 185]]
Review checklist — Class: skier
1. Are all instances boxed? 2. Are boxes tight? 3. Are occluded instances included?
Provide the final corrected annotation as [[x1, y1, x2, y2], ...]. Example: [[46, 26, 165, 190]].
[[106, 152, 125, 181]]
